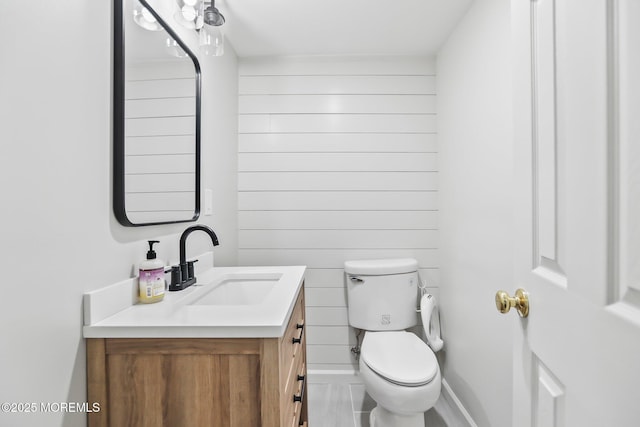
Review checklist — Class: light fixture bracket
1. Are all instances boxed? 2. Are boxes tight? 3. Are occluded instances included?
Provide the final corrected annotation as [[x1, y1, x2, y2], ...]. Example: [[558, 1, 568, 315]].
[[203, 1, 225, 26]]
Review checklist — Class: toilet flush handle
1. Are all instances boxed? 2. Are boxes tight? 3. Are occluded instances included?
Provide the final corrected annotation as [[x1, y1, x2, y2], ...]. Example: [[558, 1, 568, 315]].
[[350, 276, 365, 284]]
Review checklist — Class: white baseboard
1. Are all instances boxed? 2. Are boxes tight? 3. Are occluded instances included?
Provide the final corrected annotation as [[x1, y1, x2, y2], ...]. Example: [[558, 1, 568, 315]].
[[307, 369, 361, 384], [440, 378, 479, 427]]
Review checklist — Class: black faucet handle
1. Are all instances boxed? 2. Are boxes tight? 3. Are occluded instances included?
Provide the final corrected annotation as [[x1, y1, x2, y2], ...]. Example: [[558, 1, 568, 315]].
[[187, 259, 199, 280], [170, 265, 182, 287]]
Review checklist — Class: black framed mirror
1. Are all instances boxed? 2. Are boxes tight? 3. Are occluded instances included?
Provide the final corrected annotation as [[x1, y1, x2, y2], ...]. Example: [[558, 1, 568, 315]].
[[114, 0, 201, 226]]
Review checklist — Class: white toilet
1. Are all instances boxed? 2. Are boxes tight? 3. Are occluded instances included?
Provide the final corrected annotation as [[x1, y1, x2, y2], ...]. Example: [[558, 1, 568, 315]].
[[345, 258, 443, 427]]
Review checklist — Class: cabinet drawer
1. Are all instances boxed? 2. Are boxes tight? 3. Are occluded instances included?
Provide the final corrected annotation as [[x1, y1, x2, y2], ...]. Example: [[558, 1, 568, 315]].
[[284, 360, 306, 427], [292, 361, 306, 426], [280, 290, 305, 385]]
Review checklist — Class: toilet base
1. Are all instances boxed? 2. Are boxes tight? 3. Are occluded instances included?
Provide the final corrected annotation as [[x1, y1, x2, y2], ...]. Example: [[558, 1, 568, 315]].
[[370, 406, 425, 427]]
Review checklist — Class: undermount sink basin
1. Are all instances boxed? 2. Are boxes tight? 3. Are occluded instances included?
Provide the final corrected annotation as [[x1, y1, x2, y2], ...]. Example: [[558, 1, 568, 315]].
[[189, 273, 282, 306]]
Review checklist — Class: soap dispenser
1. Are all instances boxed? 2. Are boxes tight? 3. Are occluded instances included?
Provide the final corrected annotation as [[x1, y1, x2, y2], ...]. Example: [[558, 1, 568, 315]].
[[138, 240, 165, 304]]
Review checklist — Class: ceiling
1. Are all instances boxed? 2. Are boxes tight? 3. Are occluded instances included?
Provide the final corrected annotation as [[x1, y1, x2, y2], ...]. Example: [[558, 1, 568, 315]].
[[217, 0, 474, 57]]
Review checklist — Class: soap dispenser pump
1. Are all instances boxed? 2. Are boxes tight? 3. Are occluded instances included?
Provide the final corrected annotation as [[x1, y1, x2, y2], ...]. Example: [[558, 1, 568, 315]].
[[138, 240, 165, 304]]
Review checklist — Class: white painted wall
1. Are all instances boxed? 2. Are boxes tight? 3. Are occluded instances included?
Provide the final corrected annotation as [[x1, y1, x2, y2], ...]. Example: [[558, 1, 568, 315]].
[[0, 1, 238, 425], [200, 48, 239, 267], [437, 0, 513, 426], [237, 56, 440, 371]]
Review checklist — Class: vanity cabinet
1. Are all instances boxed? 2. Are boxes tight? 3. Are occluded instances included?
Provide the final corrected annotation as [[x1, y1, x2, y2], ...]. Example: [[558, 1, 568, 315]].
[[86, 288, 307, 427]]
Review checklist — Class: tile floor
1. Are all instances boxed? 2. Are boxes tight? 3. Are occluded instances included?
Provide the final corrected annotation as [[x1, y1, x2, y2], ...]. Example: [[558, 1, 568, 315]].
[[307, 381, 454, 427]]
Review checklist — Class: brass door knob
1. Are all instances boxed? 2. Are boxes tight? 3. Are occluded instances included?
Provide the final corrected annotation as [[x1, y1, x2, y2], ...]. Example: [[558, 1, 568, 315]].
[[495, 289, 529, 318]]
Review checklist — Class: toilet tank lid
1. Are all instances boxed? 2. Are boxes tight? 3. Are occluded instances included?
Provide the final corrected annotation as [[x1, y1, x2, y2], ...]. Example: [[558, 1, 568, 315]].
[[344, 258, 418, 275]]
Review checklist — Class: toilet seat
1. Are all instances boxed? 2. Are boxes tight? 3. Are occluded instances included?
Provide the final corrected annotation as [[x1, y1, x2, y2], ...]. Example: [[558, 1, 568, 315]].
[[361, 331, 438, 387]]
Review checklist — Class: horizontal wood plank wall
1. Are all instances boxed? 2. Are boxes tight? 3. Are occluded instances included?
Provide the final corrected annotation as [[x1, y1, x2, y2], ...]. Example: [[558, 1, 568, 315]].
[[124, 61, 197, 223], [238, 56, 439, 372]]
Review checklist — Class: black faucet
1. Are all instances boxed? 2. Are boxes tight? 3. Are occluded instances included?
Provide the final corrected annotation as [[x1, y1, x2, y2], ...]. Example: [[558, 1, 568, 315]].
[[168, 225, 219, 291]]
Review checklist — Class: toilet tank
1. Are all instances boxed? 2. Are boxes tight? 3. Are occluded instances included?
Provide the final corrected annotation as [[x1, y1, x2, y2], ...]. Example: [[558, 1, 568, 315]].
[[345, 258, 419, 331]]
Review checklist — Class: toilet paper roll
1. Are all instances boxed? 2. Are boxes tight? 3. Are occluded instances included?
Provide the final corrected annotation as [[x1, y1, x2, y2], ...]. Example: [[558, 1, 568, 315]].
[[420, 294, 444, 352]]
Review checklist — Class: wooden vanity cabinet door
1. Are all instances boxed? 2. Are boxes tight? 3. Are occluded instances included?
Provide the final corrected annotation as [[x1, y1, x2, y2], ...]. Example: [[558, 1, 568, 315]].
[[87, 338, 262, 427]]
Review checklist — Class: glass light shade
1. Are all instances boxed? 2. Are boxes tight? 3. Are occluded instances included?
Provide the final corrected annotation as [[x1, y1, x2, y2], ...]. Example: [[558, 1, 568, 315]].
[[199, 25, 224, 56], [174, 0, 204, 30], [166, 37, 188, 58], [181, 5, 197, 21], [133, 1, 162, 31]]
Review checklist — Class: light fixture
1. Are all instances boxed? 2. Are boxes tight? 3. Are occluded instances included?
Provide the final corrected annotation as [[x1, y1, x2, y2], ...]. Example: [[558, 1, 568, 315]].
[[174, 0, 204, 30], [133, 1, 162, 31], [199, 26, 224, 56], [203, 1, 225, 26], [173, 0, 226, 56], [132, 1, 193, 60], [200, 1, 225, 56], [166, 37, 188, 58]]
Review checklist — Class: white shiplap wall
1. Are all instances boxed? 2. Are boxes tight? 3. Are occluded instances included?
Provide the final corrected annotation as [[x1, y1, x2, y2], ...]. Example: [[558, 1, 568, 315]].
[[237, 56, 439, 372], [125, 60, 197, 223]]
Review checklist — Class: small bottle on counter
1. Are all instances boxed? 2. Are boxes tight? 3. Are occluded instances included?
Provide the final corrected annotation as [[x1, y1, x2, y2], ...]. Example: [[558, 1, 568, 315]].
[[138, 240, 165, 304]]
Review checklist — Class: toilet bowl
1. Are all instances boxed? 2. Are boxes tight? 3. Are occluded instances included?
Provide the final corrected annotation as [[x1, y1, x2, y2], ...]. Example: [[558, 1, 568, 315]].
[[359, 331, 441, 427], [345, 258, 443, 427]]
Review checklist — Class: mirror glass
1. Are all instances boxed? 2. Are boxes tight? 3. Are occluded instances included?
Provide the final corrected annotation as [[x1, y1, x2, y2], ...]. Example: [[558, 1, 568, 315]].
[[114, 0, 201, 226]]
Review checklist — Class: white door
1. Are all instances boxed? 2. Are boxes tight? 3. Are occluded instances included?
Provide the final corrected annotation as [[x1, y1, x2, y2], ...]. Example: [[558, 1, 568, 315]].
[[510, 0, 640, 426]]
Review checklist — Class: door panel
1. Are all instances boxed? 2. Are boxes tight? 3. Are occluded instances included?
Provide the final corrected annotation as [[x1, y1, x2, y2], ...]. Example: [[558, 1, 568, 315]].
[[512, 1, 640, 426], [533, 358, 565, 427], [618, 0, 640, 300], [532, 0, 563, 273]]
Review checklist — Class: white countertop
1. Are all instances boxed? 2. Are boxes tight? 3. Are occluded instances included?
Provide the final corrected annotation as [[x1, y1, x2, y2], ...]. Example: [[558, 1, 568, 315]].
[[83, 265, 306, 339]]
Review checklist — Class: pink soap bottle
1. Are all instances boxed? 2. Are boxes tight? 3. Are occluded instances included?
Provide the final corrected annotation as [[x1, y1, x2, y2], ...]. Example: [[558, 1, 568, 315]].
[[138, 240, 165, 304]]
